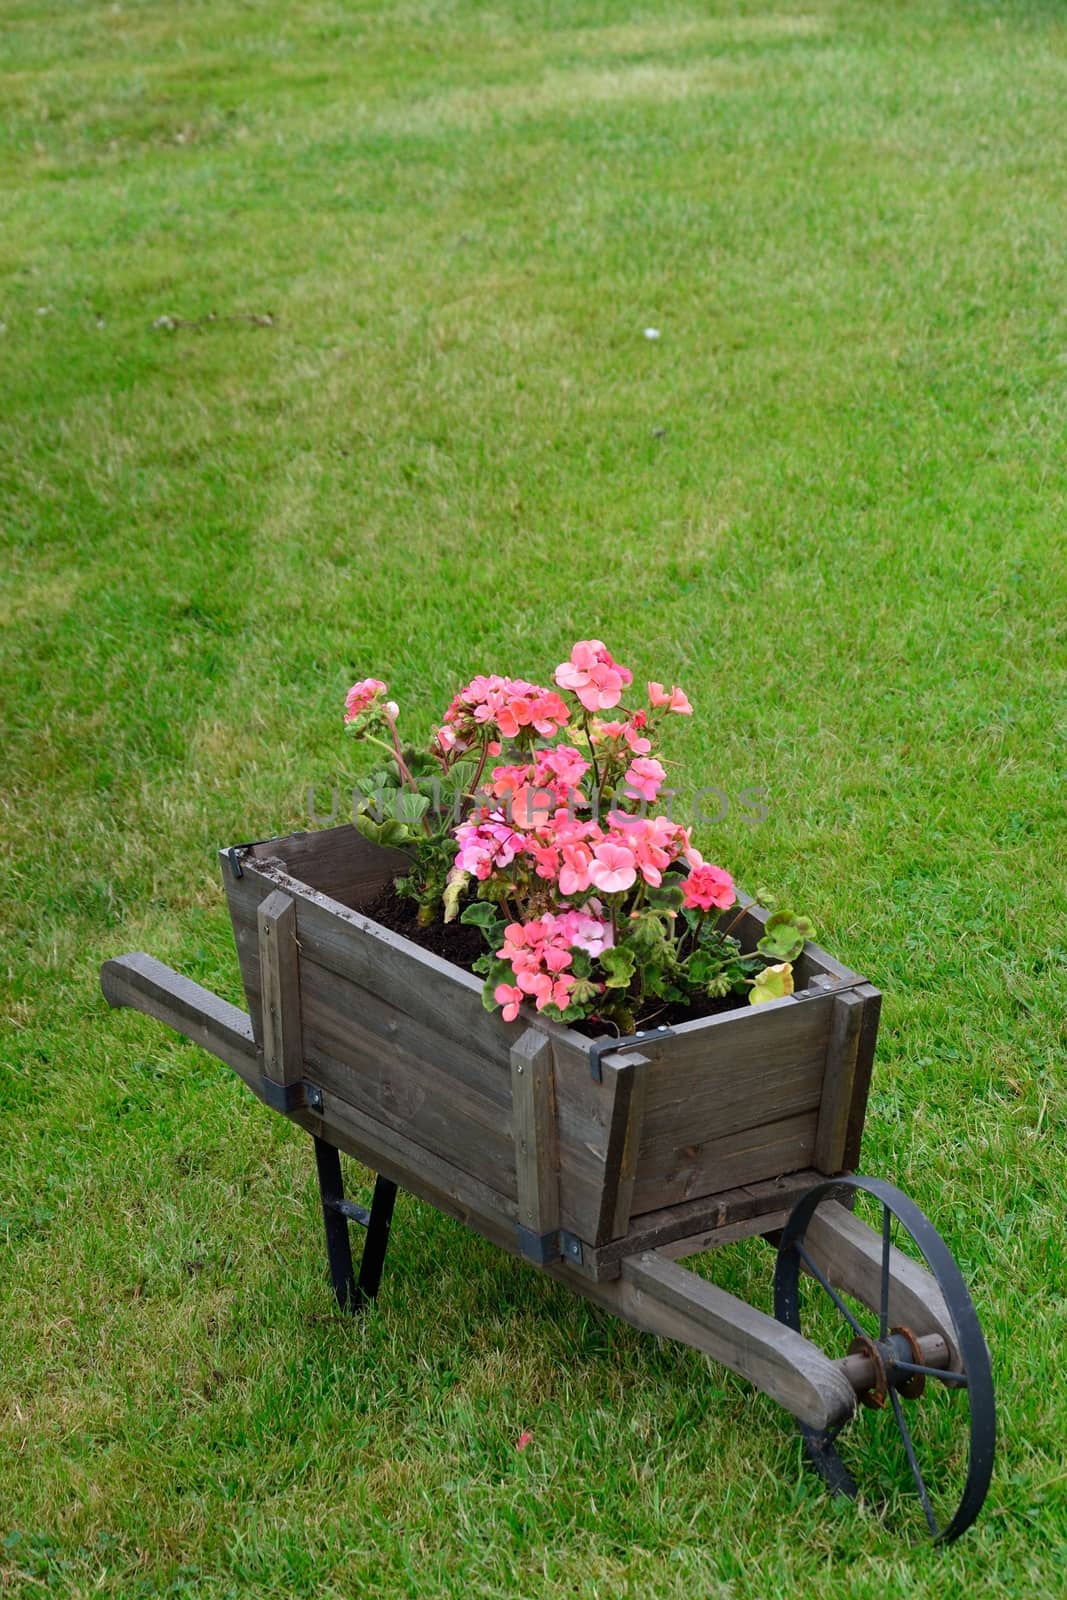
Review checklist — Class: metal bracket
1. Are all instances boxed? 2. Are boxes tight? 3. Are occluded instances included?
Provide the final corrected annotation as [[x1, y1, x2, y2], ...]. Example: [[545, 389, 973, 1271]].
[[794, 974, 869, 1003], [258, 1077, 324, 1114], [559, 1231, 584, 1265], [515, 1226, 585, 1266], [588, 1025, 674, 1082], [224, 833, 309, 879], [325, 1196, 372, 1228], [516, 1225, 559, 1264]]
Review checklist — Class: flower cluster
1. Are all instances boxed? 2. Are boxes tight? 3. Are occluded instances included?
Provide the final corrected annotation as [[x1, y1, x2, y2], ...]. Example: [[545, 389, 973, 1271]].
[[493, 910, 614, 1019], [344, 678, 398, 724], [343, 640, 812, 1029], [436, 674, 570, 755]]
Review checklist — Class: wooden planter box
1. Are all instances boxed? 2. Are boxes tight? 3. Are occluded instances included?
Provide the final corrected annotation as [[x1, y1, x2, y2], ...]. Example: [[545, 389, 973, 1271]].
[[222, 824, 880, 1281]]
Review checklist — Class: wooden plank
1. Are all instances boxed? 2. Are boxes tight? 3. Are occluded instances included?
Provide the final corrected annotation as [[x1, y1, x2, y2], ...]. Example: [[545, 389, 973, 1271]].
[[630, 1110, 818, 1215], [305, 1085, 518, 1234], [237, 824, 410, 910], [842, 984, 882, 1170], [656, 1207, 794, 1260], [295, 954, 512, 1112], [629, 997, 832, 1215], [596, 1050, 649, 1243], [612, 1252, 857, 1431], [226, 859, 513, 1068], [100, 954, 258, 1086], [591, 1169, 821, 1267], [813, 990, 864, 1173], [801, 1200, 963, 1370], [548, 1034, 656, 1245], [257, 889, 302, 1087], [510, 1030, 559, 1242], [300, 1020, 518, 1203], [639, 995, 834, 1135]]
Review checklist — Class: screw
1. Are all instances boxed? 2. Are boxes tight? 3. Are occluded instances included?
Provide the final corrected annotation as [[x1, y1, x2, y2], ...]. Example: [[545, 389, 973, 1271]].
[[306, 1085, 324, 1112]]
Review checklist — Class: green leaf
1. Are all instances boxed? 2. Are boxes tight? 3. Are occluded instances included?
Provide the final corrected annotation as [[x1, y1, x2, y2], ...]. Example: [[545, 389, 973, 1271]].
[[645, 882, 685, 912], [461, 901, 504, 930], [394, 790, 431, 825], [687, 948, 725, 987], [756, 909, 814, 963], [599, 945, 636, 990], [352, 813, 382, 844], [568, 976, 600, 1007], [377, 819, 412, 848]]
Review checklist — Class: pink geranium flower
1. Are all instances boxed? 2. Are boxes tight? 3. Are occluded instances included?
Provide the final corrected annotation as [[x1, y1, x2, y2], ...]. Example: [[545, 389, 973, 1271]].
[[555, 640, 634, 713], [557, 909, 613, 957], [537, 745, 590, 788], [345, 678, 396, 722], [648, 682, 692, 715], [558, 841, 594, 897], [682, 863, 736, 912], [588, 841, 637, 894], [593, 719, 652, 756], [494, 983, 524, 1022], [624, 756, 666, 803]]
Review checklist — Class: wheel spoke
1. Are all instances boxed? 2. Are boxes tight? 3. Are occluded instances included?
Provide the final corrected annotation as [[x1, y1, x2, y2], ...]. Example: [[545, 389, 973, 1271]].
[[890, 1386, 939, 1537], [794, 1243, 870, 1341], [880, 1204, 892, 1338], [892, 1359, 968, 1389]]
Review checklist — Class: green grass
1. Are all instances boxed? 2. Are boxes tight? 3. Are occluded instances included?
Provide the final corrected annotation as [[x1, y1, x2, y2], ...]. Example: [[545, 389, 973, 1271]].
[[2, 0, 1066, 1593]]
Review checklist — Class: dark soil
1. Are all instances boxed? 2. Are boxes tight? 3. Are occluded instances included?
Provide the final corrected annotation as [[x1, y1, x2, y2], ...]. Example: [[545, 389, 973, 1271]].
[[360, 885, 745, 1037], [361, 884, 487, 968]]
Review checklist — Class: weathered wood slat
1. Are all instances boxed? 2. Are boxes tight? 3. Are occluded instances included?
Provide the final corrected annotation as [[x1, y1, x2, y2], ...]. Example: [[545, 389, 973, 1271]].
[[239, 825, 410, 910], [842, 985, 882, 1171], [630, 997, 833, 1213], [510, 1030, 560, 1244], [277, 952, 512, 1113], [299, 1022, 518, 1202], [591, 1169, 820, 1266], [547, 1035, 653, 1245], [300, 1086, 519, 1242], [596, 1050, 649, 1243], [226, 860, 512, 1067], [656, 1207, 794, 1260], [639, 996, 834, 1131], [257, 890, 302, 1088], [630, 1111, 819, 1215], [813, 990, 864, 1173], [801, 1200, 963, 1370], [609, 1252, 857, 1431]]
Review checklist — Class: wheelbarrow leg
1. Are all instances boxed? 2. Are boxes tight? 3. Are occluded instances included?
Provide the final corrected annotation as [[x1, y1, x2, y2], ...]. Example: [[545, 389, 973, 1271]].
[[313, 1136, 397, 1314]]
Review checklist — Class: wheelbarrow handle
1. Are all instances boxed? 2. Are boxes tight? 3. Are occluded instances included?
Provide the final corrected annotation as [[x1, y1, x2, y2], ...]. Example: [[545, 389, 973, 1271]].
[[100, 953, 258, 1088]]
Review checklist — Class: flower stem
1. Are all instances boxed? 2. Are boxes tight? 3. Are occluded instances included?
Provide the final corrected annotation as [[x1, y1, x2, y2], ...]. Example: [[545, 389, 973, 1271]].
[[720, 899, 755, 941]]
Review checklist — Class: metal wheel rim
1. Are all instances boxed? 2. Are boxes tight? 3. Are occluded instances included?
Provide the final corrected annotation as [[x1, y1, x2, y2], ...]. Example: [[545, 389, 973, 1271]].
[[773, 1174, 995, 1543]]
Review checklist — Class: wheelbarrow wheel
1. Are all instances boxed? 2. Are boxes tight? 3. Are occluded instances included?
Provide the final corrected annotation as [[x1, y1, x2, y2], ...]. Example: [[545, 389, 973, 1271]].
[[773, 1175, 995, 1543]]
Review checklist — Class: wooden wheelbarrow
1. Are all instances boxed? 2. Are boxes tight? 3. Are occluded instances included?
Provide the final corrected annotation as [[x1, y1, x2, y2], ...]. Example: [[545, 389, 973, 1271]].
[[101, 824, 995, 1541]]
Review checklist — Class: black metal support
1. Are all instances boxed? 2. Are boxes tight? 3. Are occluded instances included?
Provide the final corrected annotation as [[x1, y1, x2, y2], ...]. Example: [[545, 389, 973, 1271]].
[[313, 1136, 397, 1314]]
